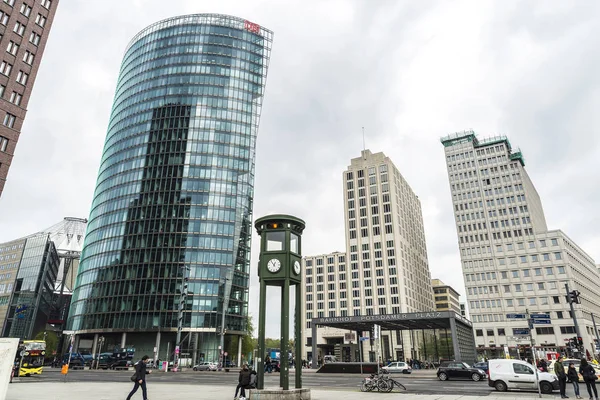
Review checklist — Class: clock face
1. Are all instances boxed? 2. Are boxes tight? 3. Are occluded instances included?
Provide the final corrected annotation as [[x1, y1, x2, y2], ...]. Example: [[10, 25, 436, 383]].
[[293, 261, 301, 275], [267, 258, 281, 273]]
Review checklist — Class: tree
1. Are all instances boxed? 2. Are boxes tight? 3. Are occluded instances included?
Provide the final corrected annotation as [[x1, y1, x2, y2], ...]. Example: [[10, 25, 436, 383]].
[[34, 331, 58, 360], [225, 315, 257, 363]]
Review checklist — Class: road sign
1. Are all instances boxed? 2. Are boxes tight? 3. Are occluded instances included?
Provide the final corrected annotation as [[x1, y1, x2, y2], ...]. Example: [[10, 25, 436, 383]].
[[532, 319, 551, 325], [514, 329, 530, 335], [530, 313, 551, 320], [359, 337, 369, 341], [175, 346, 180, 354], [506, 313, 527, 319]]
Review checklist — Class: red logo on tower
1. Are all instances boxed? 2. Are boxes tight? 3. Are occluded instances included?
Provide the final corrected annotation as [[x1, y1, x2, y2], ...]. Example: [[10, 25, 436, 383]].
[[244, 20, 260, 34]]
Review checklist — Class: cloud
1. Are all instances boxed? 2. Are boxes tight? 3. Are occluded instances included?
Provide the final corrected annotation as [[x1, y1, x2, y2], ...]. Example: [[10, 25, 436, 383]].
[[0, 0, 598, 337]]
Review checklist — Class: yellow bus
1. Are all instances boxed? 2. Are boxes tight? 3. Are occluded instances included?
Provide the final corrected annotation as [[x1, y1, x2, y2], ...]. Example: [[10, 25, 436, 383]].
[[18, 340, 46, 376]]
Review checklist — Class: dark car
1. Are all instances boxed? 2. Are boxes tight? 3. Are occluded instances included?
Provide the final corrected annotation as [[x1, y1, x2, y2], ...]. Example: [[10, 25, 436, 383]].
[[473, 361, 489, 372], [437, 361, 486, 381], [109, 359, 133, 370]]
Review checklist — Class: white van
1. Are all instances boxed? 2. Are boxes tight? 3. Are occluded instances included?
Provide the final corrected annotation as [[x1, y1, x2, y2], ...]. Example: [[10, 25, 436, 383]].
[[488, 359, 559, 394]]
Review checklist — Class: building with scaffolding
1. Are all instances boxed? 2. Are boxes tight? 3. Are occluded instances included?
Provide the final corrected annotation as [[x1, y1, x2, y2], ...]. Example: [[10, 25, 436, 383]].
[[441, 130, 600, 359], [0, 217, 86, 339], [67, 14, 273, 366]]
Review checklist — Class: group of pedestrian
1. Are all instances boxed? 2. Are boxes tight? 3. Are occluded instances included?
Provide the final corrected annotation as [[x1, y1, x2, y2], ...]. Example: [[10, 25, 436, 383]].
[[554, 356, 598, 400]]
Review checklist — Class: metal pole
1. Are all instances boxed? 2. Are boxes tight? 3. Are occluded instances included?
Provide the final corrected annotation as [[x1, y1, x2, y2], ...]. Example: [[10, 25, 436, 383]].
[[257, 280, 267, 389], [565, 283, 584, 354], [281, 279, 290, 390], [295, 283, 302, 389], [219, 277, 229, 371], [592, 314, 600, 359], [526, 309, 542, 398]]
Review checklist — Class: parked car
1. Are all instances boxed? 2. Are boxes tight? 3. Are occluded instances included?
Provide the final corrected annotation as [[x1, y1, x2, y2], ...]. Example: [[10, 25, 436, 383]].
[[382, 361, 412, 374], [95, 353, 115, 369], [473, 361, 489, 372], [488, 359, 558, 394], [437, 361, 486, 381], [110, 359, 133, 370], [193, 362, 217, 371], [547, 358, 600, 381]]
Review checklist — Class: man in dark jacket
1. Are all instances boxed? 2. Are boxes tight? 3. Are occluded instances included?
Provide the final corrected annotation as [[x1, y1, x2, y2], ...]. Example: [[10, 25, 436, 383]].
[[234, 364, 251, 400], [127, 355, 151, 400], [554, 356, 567, 399]]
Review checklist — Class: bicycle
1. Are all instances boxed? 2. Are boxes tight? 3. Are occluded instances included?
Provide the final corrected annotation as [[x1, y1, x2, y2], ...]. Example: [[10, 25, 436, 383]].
[[380, 375, 407, 392]]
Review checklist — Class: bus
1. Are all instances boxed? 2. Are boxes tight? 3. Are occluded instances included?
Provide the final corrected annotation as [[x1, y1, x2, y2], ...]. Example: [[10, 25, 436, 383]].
[[17, 340, 46, 376]]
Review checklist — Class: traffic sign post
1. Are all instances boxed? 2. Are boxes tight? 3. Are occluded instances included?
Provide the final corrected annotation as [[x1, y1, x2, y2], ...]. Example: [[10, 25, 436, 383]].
[[507, 313, 527, 319]]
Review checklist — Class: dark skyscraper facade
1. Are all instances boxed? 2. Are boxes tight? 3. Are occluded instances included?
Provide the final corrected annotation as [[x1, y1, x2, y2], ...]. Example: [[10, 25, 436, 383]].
[[0, 0, 59, 197], [68, 14, 273, 363]]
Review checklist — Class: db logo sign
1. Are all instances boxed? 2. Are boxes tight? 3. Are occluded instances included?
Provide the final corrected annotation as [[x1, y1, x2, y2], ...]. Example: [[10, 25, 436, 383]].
[[244, 20, 260, 34]]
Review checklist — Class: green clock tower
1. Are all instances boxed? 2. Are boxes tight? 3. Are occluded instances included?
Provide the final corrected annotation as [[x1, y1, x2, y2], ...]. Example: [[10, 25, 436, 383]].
[[254, 214, 305, 391]]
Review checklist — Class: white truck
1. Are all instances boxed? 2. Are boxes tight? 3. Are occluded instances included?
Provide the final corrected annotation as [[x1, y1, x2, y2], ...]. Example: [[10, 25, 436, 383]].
[[488, 359, 559, 394]]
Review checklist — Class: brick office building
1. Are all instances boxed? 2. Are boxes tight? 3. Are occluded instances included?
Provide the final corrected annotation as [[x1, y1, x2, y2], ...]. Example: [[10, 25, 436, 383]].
[[0, 0, 58, 196]]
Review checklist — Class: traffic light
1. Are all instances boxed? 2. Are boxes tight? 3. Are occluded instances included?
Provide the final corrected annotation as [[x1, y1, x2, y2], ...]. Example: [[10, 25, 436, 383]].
[[578, 337, 584, 346], [568, 290, 581, 304]]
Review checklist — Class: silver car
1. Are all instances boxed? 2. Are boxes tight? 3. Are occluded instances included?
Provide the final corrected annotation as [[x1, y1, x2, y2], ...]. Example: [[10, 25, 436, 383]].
[[193, 362, 217, 371], [381, 361, 412, 374]]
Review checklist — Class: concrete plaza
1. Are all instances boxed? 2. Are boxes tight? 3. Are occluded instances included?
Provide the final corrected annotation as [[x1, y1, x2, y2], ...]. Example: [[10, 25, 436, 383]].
[[6, 382, 564, 400]]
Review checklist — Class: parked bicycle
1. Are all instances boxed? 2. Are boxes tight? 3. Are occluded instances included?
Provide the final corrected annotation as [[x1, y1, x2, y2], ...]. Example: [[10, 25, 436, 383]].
[[360, 373, 407, 392]]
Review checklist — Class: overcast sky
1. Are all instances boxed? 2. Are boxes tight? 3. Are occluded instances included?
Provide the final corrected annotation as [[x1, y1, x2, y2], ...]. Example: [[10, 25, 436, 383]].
[[0, 0, 599, 338]]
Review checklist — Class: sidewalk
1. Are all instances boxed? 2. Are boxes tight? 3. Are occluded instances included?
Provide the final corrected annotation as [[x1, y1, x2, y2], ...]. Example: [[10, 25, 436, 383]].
[[6, 382, 562, 400]]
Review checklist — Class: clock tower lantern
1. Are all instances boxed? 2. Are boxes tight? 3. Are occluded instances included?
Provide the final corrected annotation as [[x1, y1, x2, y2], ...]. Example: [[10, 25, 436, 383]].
[[254, 214, 305, 391]]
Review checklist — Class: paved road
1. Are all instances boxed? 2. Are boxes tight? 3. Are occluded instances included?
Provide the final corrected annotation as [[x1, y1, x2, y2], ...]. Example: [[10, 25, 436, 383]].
[[13, 368, 521, 397]]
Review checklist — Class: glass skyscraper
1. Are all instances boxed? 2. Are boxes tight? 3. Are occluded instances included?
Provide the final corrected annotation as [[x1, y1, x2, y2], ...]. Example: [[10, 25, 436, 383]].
[[67, 14, 272, 363]]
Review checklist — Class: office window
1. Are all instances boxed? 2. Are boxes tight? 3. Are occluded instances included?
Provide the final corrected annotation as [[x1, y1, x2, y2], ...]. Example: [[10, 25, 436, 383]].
[[29, 32, 41, 46], [554, 252, 562, 260], [3, 0, 15, 7], [9, 92, 22, 106], [35, 13, 47, 27], [0, 84, 4, 97], [476, 329, 483, 337], [20, 3, 32, 17], [16, 71, 29, 85], [2, 113, 15, 128], [0, 61, 12, 76], [546, 267, 553, 275], [486, 329, 494, 336], [6, 41, 19, 55], [557, 266, 566, 274], [13, 22, 26, 36], [553, 296, 560, 304], [551, 238, 559, 246], [41, 0, 52, 9], [0, 136, 8, 152], [22, 50, 35, 65]]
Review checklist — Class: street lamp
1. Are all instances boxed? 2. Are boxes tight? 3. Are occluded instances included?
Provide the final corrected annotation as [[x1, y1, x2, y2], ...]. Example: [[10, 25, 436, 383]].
[[96, 336, 105, 370]]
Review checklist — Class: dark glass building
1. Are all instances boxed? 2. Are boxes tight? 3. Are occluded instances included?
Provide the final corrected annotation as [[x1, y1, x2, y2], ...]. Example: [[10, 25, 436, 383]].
[[67, 14, 273, 364], [1, 233, 59, 339]]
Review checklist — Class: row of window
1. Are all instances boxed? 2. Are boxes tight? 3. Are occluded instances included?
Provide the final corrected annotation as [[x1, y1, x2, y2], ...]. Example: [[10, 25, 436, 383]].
[[0, 61, 29, 82], [475, 325, 576, 337], [3, 0, 52, 10]]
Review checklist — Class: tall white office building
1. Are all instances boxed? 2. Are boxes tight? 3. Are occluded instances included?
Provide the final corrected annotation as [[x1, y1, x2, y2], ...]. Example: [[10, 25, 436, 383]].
[[441, 130, 600, 358], [301, 150, 435, 362]]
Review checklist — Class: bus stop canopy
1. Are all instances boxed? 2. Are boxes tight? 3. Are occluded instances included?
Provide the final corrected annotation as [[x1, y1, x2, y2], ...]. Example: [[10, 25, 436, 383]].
[[310, 310, 476, 366]]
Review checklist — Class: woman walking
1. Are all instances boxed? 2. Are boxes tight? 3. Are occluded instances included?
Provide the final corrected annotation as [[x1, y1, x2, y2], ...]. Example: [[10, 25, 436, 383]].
[[568, 362, 582, 399], [127, 355, 151, 400], [579, 358, 598, 400]]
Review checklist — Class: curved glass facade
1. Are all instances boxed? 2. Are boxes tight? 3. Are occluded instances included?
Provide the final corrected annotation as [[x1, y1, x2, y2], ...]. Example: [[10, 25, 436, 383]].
[[68, 14, 272, 361]]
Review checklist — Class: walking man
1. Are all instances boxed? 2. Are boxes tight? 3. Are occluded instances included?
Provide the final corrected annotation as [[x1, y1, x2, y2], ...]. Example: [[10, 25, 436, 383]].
[[127, 355, 151, 400], [554, 356, 568, 399]]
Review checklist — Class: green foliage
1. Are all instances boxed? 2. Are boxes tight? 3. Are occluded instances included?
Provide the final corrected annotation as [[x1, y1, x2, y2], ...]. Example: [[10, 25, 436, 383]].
[[34, 331, 58, 359]]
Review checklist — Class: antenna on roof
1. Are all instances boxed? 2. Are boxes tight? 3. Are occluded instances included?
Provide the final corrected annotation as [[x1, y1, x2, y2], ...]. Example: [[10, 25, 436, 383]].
[[362, 126, 366, 159]]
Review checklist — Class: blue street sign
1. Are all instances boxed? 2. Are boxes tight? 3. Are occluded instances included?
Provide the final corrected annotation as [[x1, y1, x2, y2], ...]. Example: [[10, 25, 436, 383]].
[[530, 313, 551, 319], [514, 329, 530, 335], [507, 313, 527, 319], [359, 337, 369, 341], [532, 319, 551, 325]]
